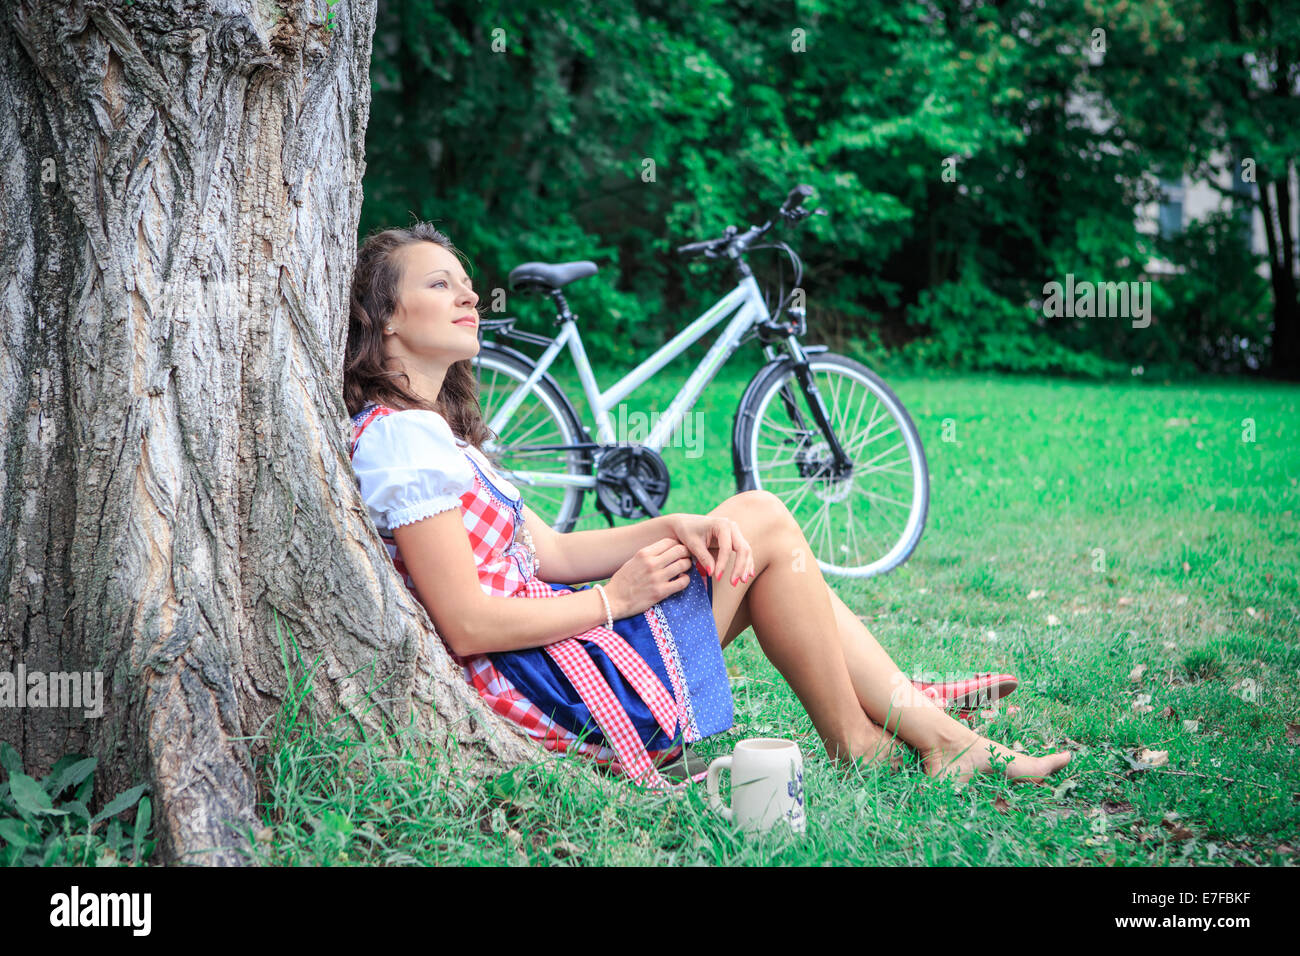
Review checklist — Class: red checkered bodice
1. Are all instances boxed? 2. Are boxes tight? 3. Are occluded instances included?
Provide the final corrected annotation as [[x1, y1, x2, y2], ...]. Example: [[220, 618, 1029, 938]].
[[349, 402, 540, 599]]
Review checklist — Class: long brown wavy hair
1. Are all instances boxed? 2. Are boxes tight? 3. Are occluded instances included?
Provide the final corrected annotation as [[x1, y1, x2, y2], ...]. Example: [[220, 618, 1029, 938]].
[[343, 222, 498, 458]]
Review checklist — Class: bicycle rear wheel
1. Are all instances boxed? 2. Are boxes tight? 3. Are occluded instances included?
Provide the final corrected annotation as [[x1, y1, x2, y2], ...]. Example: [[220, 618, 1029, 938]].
[[472, 344, 591, 532], [735, 352, 929, 577]]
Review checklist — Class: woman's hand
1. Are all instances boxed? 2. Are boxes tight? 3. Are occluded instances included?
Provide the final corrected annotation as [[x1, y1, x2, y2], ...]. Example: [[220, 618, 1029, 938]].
[[666, 513, 755, 587], [604, 538, 695, 618]]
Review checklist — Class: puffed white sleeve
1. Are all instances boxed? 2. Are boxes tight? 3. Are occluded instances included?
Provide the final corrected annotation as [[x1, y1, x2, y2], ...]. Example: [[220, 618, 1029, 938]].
[[351, 410, 476, 533]]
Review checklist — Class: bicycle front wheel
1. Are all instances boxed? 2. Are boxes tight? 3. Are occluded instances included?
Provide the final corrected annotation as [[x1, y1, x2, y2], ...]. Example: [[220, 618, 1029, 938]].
[[472, 343, 591, 532], [735, 352, 929, 578]]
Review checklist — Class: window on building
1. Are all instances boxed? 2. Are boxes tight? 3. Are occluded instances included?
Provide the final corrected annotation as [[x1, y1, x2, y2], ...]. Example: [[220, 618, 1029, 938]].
[[1158, 175, 1185, 238]]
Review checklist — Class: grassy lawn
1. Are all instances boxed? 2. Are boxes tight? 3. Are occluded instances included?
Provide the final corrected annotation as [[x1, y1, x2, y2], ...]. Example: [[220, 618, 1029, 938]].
[[254, 364, 1300, 866]]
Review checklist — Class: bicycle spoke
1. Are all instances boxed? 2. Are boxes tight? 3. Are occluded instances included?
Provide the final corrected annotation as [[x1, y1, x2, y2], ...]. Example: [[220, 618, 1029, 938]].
[[856, 438, 908, 473], [841, 382, 873, 458], [828, 373, 861, 439], [854, 464, 915, 508], [473, 350, 588, 533], [817, 372, 844, 433], [811, 503, 836, 566], [789, 486, 833, 563], [856, 486, 911, 511], [754, 441, 804, 470], [844, 417, 898, 459], [856, 456, 916, 479], [755, 429, 806, 450], [840, 389, 882, 447], [481, 380, 569, 464], [756, 423, 810, 451], [844, 496, 877, 568], [776, 375, 913, 495], [493, 396, 555, 450], [799, 495, 833, 552], [478, 366, 508, 420], [858, 509, 900, 564], [827, 479, 875, 567], [500, 416, 563, 460], [776, 469, 819, 518], [844, 497, 866, 567]]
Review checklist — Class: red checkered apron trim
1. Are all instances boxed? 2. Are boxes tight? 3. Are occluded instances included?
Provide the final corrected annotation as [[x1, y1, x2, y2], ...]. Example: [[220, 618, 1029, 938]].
[[350, 402, 701, 790]]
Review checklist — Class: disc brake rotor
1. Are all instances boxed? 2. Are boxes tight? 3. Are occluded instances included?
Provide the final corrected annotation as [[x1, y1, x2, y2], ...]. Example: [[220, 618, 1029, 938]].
[[794, 439, 856, 504]]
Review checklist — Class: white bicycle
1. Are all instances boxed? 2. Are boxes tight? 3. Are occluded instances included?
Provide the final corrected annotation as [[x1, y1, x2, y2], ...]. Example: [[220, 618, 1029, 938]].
[[472, 185, 930, 578]]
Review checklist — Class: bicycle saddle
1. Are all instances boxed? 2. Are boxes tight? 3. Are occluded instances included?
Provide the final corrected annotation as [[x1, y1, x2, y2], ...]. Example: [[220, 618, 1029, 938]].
[[508, 260, 598, 294]]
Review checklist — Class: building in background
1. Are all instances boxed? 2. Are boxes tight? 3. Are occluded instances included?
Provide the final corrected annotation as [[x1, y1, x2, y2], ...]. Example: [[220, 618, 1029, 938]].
[[1136, 157, 1294, 278]]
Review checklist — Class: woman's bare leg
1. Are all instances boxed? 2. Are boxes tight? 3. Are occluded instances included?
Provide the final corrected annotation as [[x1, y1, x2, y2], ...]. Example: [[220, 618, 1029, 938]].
[[703, 491, 1071, 784], [819, 587, 1071, 782], [700, 495, 898, 764], [715, 556, 909, 770]]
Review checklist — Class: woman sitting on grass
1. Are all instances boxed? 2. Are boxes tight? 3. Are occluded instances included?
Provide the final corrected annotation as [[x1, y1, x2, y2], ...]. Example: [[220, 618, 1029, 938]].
[[342, 222, 1071, 788]]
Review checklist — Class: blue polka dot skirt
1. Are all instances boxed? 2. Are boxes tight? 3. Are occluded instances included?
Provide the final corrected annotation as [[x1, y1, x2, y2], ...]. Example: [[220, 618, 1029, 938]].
[[487, 559, 736, 751]]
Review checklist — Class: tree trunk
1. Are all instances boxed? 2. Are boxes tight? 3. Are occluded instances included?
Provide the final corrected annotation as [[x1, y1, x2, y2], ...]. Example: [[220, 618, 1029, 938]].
[[1, 0, 543, 866], [1266, 166, 1300, 380]]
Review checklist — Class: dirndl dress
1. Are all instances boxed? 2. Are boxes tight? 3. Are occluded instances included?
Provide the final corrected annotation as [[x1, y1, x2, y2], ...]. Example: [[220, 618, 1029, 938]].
[[349, 401, 735, 788]]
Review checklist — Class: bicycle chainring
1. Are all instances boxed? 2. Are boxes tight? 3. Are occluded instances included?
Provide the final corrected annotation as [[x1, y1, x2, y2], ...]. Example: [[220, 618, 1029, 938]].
[[595, 445, 671, 519]]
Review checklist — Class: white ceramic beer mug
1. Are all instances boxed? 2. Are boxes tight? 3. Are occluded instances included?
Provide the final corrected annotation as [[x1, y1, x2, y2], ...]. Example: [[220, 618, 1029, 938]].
[[705, 738, 806, 834]]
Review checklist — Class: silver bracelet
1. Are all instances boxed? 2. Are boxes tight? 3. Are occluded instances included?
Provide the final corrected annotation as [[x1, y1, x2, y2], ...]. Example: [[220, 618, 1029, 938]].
[[592, 583, 613, 630]]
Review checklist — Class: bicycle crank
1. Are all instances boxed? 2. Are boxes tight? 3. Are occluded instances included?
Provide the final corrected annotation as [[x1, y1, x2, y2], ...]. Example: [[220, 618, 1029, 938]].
[[594, 446, 671, 520]]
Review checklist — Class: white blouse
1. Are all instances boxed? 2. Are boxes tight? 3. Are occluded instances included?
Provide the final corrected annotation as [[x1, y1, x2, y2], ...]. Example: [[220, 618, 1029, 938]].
[[352, 408, 520, 534]]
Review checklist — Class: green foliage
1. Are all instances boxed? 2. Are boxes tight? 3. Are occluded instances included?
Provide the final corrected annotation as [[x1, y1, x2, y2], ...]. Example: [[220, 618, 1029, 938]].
[[901, 265, 1124, 377], [1143, 212, 1273, 374], [360, 0, 1295, 379], [0, 742, 154, 866]]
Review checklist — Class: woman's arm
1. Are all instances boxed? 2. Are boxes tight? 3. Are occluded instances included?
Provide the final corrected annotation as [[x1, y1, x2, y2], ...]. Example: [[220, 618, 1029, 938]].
[[392, 510, 612, 657], [521, 503, 679, 584]]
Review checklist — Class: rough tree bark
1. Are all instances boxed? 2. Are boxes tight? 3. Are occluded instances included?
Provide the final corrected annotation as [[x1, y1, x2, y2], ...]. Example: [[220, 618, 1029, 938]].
[[1, 0, 544, 866]]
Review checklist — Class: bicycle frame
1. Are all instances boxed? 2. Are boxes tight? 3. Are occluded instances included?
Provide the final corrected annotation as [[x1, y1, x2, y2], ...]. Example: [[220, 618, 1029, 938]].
[[482, 273, 789, 492]]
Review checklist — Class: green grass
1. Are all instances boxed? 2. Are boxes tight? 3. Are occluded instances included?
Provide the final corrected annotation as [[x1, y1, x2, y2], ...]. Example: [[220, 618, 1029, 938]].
[[250, 362, 1299, 866]]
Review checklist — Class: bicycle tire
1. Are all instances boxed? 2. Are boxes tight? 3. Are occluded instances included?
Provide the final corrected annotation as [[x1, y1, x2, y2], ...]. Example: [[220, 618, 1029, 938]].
[[734, 352, 929, 578], [471, 343, 591, 533]]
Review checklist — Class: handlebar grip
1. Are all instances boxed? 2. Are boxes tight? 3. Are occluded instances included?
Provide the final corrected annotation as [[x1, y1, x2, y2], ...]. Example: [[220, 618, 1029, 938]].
[[780, 184, 814, 213], [676, 240, 717, 258]]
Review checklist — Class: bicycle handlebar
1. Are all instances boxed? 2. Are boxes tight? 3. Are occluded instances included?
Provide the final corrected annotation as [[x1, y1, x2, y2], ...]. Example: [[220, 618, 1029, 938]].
[[675, 184, 821, 260], [675, 237, 730, 258]]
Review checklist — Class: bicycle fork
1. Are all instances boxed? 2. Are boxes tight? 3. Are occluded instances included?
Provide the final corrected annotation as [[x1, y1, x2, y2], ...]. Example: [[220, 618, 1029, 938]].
[[768, 338, 854, 479]]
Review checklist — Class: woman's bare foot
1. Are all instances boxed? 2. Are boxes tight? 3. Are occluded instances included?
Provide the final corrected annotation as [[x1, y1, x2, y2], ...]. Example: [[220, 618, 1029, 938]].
[[921, 727, 1070, 785], [852, 726, 911, 772]]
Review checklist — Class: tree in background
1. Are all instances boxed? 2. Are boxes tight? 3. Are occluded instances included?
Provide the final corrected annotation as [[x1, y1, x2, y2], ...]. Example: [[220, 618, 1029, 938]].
[[1086, 0, 1298, 378], [363, 0, 1293, 377]]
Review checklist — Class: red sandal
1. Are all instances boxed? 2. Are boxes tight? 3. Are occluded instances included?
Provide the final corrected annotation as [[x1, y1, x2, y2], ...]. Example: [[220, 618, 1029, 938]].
[[911, 672, 1018, 713]]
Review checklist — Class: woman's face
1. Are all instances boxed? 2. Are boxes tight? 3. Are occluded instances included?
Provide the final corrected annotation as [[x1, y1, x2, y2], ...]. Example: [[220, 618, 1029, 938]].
[[387, 241, 480, 363]]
